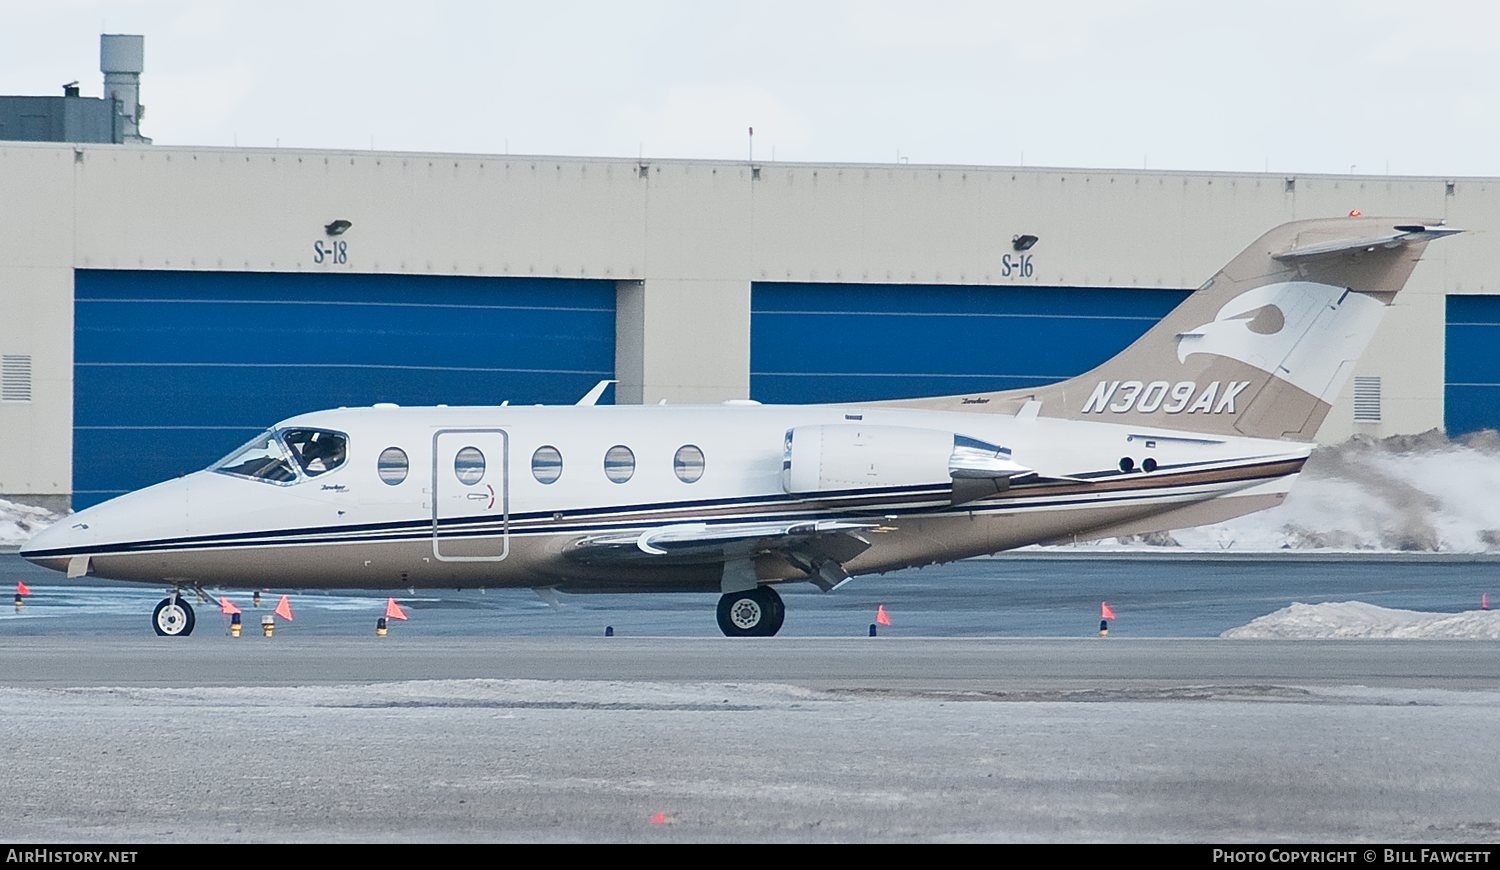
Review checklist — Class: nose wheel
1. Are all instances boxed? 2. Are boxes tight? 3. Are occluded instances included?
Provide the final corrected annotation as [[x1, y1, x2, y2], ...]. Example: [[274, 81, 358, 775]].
[[152, 594, 196, 637], [716, 585, 785, 637]]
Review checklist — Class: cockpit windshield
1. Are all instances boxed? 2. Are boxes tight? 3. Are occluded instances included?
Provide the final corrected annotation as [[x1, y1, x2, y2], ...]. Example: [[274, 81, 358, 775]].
[[210, 428, 349, 484]]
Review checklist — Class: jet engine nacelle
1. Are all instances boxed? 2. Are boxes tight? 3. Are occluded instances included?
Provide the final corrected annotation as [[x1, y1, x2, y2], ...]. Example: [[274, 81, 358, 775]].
[[781, 424, 1031, 498]]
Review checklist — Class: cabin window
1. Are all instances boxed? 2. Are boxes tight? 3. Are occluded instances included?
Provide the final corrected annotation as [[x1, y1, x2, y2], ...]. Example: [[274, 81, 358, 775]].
[[454, 446, 486, 485], [674, 444, 705, 483], [282, 429, 349, 477], [531, 445, 563, 484], [210, 430, 299, 484], [604, 445, 635, 483], [377, 447, 409, 485]]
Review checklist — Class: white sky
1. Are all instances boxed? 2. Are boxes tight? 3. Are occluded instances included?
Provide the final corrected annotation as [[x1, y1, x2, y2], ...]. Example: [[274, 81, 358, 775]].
[[6, 0, 1499, 176]]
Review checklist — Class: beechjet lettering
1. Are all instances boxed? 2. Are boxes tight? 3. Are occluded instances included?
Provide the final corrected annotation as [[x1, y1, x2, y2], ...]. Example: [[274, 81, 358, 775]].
[[20, 218, 1461, 637], [1082, 380, 1251, 415]]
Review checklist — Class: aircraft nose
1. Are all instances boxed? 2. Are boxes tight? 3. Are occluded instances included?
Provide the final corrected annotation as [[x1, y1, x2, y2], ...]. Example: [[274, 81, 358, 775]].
[[19, 475, 201, 575], [18, 513, 97, 572]]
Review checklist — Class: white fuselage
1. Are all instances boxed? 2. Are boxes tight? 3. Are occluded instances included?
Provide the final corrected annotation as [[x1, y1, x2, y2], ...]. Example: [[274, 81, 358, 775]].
[[20, 401, 1309, 594]]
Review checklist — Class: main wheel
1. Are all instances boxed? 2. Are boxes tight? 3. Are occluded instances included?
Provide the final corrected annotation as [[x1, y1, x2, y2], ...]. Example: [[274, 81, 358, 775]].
[[762, 588, 785, 636], [152, 596, 196, 637], [716, 585, 785, 637]]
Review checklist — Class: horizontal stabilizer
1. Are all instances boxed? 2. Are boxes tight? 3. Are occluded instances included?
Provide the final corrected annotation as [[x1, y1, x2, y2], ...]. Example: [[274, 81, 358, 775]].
[[1272, 224, 1462, 262]]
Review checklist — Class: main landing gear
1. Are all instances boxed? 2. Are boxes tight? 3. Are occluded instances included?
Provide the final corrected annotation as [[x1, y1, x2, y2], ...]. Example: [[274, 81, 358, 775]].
[[716, 585, 785, 637], [152, 592, 196, 637]]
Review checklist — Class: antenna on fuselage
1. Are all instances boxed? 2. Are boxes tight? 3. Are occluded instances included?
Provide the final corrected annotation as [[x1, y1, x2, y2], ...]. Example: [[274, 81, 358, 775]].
[[575, 380, 616, 406]]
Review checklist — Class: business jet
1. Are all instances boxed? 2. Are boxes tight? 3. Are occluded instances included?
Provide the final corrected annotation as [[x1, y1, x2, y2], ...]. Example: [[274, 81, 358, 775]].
[[20, 216, 1460, 637]]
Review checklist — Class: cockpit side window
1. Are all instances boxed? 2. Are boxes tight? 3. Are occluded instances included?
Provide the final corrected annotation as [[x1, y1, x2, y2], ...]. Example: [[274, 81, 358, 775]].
[[210, 431, 299, 484], [282, 429, 349, 477]]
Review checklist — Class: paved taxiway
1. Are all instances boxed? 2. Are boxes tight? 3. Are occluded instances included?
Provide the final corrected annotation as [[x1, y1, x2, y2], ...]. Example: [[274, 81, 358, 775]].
[[2, 635, 1498, 843]]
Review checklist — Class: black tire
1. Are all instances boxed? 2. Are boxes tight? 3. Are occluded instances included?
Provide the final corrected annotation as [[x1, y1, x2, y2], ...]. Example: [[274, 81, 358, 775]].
[[763, 587, 786, 636], [152, 596, 195, 637], [716, 586, 784, 638]]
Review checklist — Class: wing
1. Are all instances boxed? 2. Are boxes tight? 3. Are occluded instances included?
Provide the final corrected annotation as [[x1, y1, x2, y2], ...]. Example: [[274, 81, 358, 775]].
[[565, 519, 885, 590]]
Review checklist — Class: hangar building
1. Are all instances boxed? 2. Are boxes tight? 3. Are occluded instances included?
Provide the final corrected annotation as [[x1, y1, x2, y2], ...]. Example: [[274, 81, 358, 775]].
[[4, 42, 1498, 511]]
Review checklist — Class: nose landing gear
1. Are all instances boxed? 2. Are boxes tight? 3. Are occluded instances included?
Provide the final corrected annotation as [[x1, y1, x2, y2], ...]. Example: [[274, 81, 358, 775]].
[[152, 592, 196, 637]]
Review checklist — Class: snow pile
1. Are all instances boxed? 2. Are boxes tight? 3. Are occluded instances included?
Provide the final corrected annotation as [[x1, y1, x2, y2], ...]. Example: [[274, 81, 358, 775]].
[[1073, 429, 1500, 553], [1222, 601, 1500, 639], [0, 499, 60, 547]]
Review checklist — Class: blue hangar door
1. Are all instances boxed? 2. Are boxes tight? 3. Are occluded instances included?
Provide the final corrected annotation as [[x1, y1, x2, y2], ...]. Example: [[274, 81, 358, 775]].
[[1445, 295, 1500, 436], [73, 270, 616, 509], [750, 282, 1191, 405]]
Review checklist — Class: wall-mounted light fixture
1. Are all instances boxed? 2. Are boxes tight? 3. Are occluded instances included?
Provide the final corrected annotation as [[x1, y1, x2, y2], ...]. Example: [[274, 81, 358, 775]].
[[1012, 233, 1039, 252], [324, 219, 352, 236]]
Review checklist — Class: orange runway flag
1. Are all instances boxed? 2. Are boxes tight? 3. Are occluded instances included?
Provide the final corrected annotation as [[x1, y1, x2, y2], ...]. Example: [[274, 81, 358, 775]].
[[876, 604, 891, 626], [1101, 602, 1116, 620], [220, 598, 241, 615], [385, 598, 408, 620], [17, 581, 32, 596], [275, 595, 294, 621]]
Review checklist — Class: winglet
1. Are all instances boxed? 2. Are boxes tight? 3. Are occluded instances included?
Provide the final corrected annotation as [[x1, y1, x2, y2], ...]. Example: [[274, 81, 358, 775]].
[[576, 380, 617, 406]]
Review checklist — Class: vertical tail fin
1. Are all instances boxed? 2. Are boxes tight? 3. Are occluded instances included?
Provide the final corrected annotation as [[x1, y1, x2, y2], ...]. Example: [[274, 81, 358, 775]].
[[888, 217, 1460, 441]]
